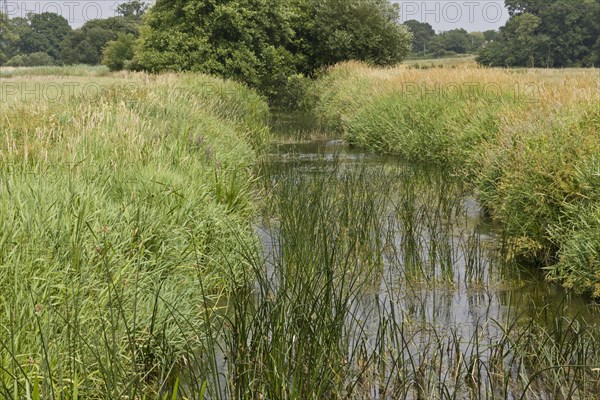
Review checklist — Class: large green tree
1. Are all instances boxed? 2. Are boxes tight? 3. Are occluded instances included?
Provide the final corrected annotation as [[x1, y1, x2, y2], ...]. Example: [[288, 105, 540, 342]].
[[403, 20, 435, 55], [19, 12, 71, 60], [134, 0, 412, 93], [61, 17, 139, 65], [298, 0, 412, 72], [134, 0, 298, 94], [478, 0, 600, 67], [3, 17, 31, 60]]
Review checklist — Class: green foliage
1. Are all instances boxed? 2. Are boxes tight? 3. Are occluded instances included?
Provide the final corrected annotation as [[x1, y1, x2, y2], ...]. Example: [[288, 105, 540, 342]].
[[483, 30, 501, 42], [268, 73, 316, 110], [134, 0, 298, 97], [477, 0, 600, 67], [102, 33, 136, 71], [5, 51, 54, 66], [404, 20, 436, 55], [297, 0, 412, 72], [2, 17, 28, 60], [61, 17, 139, 65], [477, 13, 548, 67], [134, 0, 412, 97], [432, 29, 471, 54], [0, 12, 8, 63], [116, 0, 149, 21], [403, 22, 489, 58], [18, 12, 71, 60]]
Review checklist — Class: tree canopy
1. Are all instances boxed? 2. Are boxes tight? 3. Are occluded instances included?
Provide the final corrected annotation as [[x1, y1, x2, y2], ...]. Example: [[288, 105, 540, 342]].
[[403, 20, 435, 55], [0, 2, 148, 66], [477, 0, 600, 67], [133, 0, 412, 94], [61, 17, 139, 65], [1, 12, 71, 63]]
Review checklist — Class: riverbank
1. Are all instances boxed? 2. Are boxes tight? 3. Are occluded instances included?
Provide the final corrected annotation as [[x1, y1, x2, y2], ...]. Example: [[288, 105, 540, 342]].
[[311, 61, 600, 296], [0, 71, 269, 398]]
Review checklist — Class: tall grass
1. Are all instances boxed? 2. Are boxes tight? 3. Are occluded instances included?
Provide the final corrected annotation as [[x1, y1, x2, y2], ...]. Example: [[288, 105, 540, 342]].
[[0, 72, 269, 398], [209, 154, 600, 399], [0, 65, 110, 78], [2, 65, 598, 399], [311, 61, 600, 296]]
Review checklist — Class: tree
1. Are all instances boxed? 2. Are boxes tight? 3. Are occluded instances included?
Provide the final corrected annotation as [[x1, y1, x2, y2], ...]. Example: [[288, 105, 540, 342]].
[[6, 51, 54, 66], [477, 0, 600, 67], [3, 17, 30, 60], [403, 20, 435, 55], [434, 29, 471, 54], [134, 0, 299, 94], [300, 0, 412, 72], [0, 13, 10, 64], [102, 33, 136, 71], [19, 12, 71, 60], [134, 0, 412, 94], [483, 30, 500, 42], [116, 0, 149, 21], [61, 17, 138, 65], [468, 32, 485, 52], [505, 0, 550, 16]]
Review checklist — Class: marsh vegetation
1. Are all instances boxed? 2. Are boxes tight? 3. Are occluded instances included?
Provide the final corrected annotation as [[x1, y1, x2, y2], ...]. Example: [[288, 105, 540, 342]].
[[1, 63, 598, 399]]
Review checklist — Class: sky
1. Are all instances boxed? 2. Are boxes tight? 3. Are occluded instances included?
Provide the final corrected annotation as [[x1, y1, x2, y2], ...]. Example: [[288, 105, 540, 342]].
[[394, 1, 510, 32], [2, 0, 510, 32]]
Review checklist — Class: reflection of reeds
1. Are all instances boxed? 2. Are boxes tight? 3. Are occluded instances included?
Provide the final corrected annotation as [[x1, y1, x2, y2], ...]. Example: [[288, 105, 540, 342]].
[[206, 156, 600, 399], [311, 61, 600, 296]]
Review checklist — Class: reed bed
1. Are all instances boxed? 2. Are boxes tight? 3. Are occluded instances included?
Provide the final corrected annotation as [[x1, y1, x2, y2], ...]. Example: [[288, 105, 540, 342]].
[[200, 155, 600, 400], [0, 72, 269, 398], [311, 61, 600, 296], [1, 65, 598, 399]]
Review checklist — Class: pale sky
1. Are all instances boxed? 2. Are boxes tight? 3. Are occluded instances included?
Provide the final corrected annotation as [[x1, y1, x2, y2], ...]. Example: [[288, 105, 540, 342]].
[[394, 1, 509, 32], [3, 0, 509, 32]]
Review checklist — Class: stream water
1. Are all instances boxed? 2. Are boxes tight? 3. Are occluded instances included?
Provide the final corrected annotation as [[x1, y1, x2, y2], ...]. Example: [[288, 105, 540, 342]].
[[243, 114, 600, 398]]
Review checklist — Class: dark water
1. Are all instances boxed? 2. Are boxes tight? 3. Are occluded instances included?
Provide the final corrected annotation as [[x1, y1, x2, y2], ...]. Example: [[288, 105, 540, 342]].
[[262, 126, 599, 326], [249, 114, 600, 398]]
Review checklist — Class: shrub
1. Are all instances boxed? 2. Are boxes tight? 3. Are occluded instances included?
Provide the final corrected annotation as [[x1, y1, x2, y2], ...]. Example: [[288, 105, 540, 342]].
[[5, 52, 54, 67], [102, 33, 136, 71]]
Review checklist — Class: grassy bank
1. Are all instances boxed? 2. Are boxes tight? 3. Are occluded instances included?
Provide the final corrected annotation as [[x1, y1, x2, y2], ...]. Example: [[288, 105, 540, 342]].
[[0, 71, 269, 398], [311, 61, 600, 296]]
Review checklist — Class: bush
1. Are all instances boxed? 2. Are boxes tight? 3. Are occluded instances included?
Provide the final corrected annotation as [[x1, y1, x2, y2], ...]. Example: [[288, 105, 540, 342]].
[[5, 52, 54, 67], [268, 74, 316, 111], [27, 51, 55, 66], [102, 33, 136, 71], [5, 54, 26, 67]]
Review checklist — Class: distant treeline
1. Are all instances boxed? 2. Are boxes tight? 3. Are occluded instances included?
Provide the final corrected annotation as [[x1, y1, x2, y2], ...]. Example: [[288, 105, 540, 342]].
[[0, 1, 146, 68], [1, 0, 598, 87], [402, 20, 494, 58], [477, 0, 600, 67]]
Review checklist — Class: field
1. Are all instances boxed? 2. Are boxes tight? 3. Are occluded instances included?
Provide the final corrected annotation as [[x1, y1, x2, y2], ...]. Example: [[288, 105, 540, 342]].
[[312, 61, 600, 295]]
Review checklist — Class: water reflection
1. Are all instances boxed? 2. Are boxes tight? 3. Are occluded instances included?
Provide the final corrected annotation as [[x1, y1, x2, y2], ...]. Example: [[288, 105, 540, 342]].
[[241, 114, 600, 398]]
